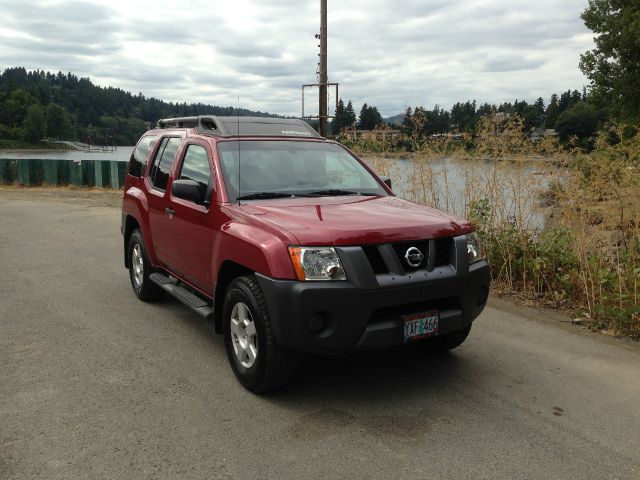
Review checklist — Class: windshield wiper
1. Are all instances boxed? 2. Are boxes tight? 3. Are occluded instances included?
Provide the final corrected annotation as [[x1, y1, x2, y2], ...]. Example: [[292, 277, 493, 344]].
[[237, 192, 293, 200], [237, 192, 317, 201], [308, 189, 377, 197]]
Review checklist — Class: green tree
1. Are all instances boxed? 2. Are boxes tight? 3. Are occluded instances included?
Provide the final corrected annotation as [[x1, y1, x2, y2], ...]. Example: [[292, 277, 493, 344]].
[[523, 105, 544, 131], [555, 102, 602, 143], [23, 103, 46, 142], [46, 103, 72, 139], [4, 89, 38, 128], [358, 103, 369, 130], [369, 106, 383, 129], [331, 98, 346, 135], [345, 101, 356, 128], [450, 100, 477, 131], [545, 94, 560, 128], [580, 0, 640, 121], [358, 103, 383, 130], [402, 106, 428, 150]]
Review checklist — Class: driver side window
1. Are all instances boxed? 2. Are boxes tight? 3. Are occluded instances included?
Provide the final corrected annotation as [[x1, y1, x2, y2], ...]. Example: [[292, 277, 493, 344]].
[[177, 144, 212, 201]]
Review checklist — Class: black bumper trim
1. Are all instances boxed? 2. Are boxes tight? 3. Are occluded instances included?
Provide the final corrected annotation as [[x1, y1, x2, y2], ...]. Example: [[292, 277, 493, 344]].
[[255, 261, 490, 354]]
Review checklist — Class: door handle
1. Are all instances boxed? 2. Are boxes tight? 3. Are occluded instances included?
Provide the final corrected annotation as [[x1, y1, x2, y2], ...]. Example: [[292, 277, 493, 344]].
[[165, 207, 175, 218]]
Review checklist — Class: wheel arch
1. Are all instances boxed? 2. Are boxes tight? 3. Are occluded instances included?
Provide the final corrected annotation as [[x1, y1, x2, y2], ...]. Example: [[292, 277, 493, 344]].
[[213, 260, 255, 333], [123, 214, 141, 268]]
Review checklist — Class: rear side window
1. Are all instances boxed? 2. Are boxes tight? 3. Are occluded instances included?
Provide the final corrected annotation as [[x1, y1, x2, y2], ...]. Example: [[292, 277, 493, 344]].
[[178, 145, 211, 194], [128, 135, 157, 177], [148, 137, 181, 191]]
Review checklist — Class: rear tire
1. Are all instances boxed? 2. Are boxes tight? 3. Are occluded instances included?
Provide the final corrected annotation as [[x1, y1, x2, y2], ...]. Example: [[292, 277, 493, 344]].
[[222, 275, 295, 393], [127, 229, 163, 302]]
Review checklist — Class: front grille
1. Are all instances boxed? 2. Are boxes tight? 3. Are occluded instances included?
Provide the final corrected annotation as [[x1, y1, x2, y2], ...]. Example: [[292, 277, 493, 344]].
[[363, 246, 389, 274], [361, 237, 454, 275], [434, 238, 453, 267]]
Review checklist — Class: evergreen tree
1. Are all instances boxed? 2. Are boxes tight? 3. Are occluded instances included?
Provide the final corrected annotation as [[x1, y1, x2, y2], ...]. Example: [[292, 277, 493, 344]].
[[523, 105, 543, 131], [331, 98, 346, 135], [545, 94, 560, 128], [477, 103, 494, 118], [558, 91, 572, 113], [450, 101, 477, 131], [345, 101, 356, 129], [358, 103, 369, 129], [358, 104, 383, 130], [425, 105, 450, 134]]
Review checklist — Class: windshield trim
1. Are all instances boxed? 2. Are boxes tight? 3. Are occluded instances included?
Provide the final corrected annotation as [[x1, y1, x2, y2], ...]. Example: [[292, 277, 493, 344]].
[[216, 139, 390, 204]]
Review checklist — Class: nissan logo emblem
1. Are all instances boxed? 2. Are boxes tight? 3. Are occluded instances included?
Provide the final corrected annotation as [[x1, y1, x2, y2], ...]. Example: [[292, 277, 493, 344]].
[[404, 247, 424, 268]]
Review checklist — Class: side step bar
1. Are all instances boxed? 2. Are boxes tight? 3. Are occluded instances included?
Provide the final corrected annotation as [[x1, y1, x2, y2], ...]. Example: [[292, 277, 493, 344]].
[[150, 272, 213, 321]]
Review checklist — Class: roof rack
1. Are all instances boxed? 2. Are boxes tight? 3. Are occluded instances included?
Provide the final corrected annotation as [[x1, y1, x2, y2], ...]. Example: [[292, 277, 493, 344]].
[[155, 115, 321, 138]]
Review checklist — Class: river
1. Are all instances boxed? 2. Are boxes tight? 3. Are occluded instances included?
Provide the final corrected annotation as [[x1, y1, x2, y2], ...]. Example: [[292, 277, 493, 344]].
[[363, 155, 554, 229]]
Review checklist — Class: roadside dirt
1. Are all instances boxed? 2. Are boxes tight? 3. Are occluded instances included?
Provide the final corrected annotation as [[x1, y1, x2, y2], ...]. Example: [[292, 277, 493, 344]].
[[0, 185, 123, 208]]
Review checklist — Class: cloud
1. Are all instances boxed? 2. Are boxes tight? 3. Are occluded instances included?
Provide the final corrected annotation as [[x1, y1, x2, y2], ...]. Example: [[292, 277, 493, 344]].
[[0, 0, 594, 117], [482, 54, 546, 73]]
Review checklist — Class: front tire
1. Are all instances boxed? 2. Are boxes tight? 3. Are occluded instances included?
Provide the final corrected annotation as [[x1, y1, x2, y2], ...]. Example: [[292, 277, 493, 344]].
[[223, 275, 294, 393], [127, 229, 163, 302]]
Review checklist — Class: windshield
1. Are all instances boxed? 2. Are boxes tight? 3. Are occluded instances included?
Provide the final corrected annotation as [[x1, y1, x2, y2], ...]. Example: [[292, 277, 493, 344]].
[[217, 140, 388, 202]]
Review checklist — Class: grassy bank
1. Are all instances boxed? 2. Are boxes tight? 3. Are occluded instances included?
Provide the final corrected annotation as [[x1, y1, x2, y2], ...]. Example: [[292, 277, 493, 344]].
[[364, 118, 639, 338]]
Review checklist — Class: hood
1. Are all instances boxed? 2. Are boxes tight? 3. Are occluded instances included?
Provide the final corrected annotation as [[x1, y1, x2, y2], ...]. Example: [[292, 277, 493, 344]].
[[239, 195, 473, 245]]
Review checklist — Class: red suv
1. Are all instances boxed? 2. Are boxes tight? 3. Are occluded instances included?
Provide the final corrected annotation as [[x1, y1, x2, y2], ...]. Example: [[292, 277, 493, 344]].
[[121, 116, 490, 392]]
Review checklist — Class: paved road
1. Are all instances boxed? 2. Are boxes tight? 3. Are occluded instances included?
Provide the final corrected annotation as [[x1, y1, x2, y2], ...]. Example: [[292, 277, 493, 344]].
[[1, 192, 639, 480]]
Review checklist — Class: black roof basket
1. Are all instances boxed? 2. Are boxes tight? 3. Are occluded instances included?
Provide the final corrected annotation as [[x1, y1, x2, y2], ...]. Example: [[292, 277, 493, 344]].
[[155, 115, 321, 138]]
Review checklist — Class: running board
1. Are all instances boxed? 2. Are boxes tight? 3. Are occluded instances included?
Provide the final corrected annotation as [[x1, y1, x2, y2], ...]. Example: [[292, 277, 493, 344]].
[[150, 272, 213, 320]]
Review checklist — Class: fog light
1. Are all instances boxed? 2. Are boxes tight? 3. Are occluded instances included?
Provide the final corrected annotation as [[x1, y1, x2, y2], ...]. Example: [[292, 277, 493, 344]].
[[307, 313, 326, 334]]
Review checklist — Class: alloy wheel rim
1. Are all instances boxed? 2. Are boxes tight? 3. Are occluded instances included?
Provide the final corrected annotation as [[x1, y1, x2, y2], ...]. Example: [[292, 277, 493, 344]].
[[230, 302, 258, 368], [132, 244, 144, 287]]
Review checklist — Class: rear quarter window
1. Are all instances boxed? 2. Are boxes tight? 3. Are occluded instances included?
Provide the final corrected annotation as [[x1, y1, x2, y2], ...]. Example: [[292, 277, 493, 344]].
[[128, 135, 157, 177]]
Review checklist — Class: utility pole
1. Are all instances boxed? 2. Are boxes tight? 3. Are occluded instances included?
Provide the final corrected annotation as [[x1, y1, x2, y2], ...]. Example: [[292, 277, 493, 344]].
[[319, 0, 328, 137], [302, 0, 337, 136]]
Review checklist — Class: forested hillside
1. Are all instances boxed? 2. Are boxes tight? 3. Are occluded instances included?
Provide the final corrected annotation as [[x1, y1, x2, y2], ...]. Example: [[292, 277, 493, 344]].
[[0, 67, 276, 146]]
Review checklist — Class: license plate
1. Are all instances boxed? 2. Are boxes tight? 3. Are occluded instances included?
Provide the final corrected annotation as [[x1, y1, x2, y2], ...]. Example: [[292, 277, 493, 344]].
[[403, 311, 439, 343]]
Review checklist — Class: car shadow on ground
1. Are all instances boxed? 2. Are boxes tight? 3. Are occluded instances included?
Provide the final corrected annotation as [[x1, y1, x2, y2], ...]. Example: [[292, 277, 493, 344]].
[[263, 347, 480, 438], [274, 345, 474, 404], [154, 295, 477, 403]]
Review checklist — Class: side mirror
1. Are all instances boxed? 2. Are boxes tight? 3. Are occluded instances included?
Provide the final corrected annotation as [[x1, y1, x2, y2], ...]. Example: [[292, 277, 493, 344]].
[[172, 179, 205, 205], [380, 175, 392, 190]]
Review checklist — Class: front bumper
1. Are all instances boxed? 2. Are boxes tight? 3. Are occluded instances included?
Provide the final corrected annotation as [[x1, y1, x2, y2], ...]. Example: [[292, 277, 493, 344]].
[[256, 237, 490, 354]]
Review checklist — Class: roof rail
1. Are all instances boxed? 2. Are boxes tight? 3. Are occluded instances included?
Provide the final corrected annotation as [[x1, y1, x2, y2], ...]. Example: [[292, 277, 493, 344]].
[[155, 115, 321, 138], [156, 116, 218, 131]]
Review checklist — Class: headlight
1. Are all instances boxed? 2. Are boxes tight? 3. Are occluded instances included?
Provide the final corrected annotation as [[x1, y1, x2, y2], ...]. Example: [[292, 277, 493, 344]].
[[288, 246, 347, 281], [466, 232, 486, 264]]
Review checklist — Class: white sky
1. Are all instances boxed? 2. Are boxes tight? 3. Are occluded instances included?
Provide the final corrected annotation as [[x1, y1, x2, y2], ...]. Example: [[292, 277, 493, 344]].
[[0, 0, 595, 117]]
